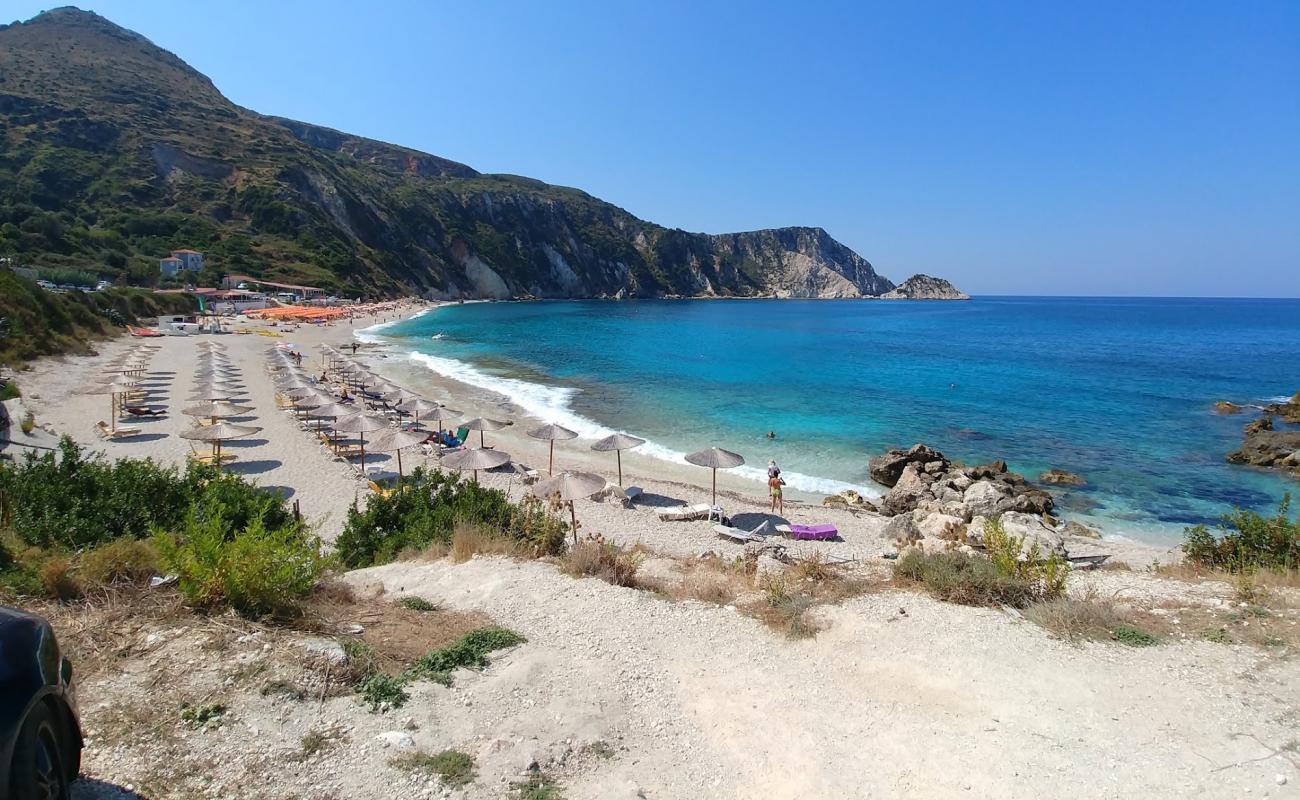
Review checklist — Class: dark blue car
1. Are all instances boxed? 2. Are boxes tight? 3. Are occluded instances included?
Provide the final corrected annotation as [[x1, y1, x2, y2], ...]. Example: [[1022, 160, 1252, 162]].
[[1, 605, 83, 800]]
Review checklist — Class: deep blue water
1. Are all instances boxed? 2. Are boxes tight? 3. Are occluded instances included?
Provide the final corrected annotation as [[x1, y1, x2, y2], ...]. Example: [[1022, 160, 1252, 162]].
[[368, 297, 1300, 543]]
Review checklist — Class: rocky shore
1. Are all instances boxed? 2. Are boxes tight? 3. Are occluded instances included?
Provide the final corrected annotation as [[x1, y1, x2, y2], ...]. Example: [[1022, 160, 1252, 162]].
[[865, 444, 1095, 559], [1225, 392, 1300, 478]]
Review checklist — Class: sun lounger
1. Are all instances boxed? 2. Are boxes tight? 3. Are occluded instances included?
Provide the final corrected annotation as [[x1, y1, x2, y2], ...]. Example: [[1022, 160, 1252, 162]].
[[124, 406, 166, 417], [714, 520, 771, 543], [775, 523, 839, 541], [335, 444, 366, 458], [656, 503, 714, 522], [189, 452, 237, 465], [368, 479, 396, 498], [95, 421, 142, 439]]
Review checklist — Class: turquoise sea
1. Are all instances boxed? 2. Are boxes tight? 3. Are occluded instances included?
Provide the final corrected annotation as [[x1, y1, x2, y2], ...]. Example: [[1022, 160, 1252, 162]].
[[363, 297, 1300, 544]]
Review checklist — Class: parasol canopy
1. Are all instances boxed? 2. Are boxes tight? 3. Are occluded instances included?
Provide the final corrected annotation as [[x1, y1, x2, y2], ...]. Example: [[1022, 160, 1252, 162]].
[[591, 433, 646, 487], [532, 470, 607, 543], [527, 423, 578, 475], [442, 447, 511, 482], [462, 417, 508, 449], [684, 446, 745, 505]]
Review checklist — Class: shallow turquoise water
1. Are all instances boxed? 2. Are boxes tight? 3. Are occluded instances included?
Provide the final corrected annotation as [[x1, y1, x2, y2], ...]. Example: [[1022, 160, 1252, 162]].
[[368, 297, 1300, 544]]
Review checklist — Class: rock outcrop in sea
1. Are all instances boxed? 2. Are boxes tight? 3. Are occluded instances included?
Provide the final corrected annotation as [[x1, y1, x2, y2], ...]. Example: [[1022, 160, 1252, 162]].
[[879, 274, 970, 300]]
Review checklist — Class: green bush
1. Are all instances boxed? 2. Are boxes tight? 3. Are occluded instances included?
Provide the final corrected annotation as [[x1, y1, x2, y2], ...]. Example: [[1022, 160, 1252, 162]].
[[337, 468, 566, 567], [153, 506, 325, 618], [1183, 495, 1299, 572], [405, 627, 526, 685], [0, 381, 19, 401], [0, 439, 293, 551], [894, 520, 1069, 609], [982, 516, 1068, 597]]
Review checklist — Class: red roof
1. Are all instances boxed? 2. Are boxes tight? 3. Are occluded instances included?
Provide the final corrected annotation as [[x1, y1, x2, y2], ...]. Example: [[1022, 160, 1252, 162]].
[[172, 249, 202, 255]]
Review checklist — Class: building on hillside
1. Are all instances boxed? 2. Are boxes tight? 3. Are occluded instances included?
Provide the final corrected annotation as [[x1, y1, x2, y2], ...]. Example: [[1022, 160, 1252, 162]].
[[160, 249, 204, 276], [221, 274, 326, 301]]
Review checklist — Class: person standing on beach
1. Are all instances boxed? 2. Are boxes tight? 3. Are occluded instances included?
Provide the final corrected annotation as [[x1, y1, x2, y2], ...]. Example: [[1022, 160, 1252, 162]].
[[768, 460, 785, 514]]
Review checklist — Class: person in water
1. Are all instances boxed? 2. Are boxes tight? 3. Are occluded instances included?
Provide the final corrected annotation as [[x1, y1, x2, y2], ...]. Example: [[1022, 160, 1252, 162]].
[[767, 460, 785, 513], [766, 431, 776, 439]]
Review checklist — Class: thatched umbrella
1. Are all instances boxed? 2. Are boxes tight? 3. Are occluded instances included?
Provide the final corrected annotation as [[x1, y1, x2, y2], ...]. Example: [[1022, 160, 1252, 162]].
[[532, 471, 606, 545], [333, 412, 389, 471], [527, 423, 578, 475], [87, 378, 136, 431], [395, 397, 441, 428], [442, 446, 511, 483], [684, 446, 745, 506], [304, 401, 353, 433], [179, 422, 261, 469], [366, 428, 429, 478], [591, 433, 645, 487], [182, 401, 253, 424], [462, 417, 508, 449]]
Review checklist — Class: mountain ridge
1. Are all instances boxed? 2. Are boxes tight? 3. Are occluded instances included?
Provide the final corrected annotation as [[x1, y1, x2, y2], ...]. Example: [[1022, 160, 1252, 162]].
[[0, 7, 960, 300]]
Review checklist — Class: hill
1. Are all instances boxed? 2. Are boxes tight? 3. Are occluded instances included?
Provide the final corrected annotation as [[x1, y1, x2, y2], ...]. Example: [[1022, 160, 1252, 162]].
[[0, 7, 947, 299]]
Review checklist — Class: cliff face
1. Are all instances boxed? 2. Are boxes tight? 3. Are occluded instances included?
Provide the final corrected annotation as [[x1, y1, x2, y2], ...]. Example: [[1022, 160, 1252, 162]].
[[880, 274, 970, 300], [0, 8, 955, 300]]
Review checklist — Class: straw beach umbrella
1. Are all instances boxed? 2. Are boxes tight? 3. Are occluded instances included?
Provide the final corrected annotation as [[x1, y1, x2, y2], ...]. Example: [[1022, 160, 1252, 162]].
[[182, 401, 253, 424], [532, 471, 606, 545], [591, 433, 645, 487], [442, 447, 510, 483], [333, 412, 389, 471], [395, 397, 440, 428], [179, 422, 261, 469], [87, 379, 136, 431], [366, 428, 428, 478], [462, 417, 508, 449], [684, 446, 745, 506], [527, 423, 578, 475]]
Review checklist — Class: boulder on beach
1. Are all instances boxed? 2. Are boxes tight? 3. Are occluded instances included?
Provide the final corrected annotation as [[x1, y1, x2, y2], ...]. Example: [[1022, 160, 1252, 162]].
[[1039, 469, 1086, 487], [967, 512, 1068, 559], [868, 443, 948, 487]]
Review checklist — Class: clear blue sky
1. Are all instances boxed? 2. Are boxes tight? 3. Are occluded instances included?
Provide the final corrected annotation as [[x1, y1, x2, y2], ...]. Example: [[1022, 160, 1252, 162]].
[[11, 1, 1300, 296]]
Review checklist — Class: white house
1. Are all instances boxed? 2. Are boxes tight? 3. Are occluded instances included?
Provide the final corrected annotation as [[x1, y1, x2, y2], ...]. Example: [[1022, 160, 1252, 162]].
[[159, 249, 204, 276]]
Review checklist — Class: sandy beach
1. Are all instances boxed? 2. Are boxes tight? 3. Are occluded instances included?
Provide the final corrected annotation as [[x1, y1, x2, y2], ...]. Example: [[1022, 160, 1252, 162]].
[[16, 303, 1177, 568]]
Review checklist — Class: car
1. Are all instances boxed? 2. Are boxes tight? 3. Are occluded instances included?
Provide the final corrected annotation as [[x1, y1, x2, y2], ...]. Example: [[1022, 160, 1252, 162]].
[[1, 605, 83, 800]]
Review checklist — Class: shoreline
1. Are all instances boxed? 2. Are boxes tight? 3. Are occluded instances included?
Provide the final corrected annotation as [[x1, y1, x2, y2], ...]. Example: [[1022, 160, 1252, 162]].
[[353, 303, 1202, 550]]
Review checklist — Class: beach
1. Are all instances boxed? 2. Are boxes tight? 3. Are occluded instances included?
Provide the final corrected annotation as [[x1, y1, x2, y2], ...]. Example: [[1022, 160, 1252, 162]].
[[16, 304, 1176, 567]]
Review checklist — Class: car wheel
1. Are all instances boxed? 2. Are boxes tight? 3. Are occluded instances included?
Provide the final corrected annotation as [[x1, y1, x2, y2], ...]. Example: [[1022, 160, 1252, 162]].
[[9, 702, 71, 800]]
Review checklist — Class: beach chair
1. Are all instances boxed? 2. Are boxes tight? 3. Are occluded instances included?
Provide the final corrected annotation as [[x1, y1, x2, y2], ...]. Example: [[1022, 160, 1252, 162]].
[[775, 523, 839, 541], [335, 444, 365, 459], [714, 520, 772, 544], [95, 421, 142, 439], [656, 503, 713, 522], [367, 480, 396, 498]]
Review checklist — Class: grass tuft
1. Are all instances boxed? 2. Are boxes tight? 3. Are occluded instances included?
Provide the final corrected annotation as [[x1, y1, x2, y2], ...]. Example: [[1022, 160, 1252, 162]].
[[1110, 624, 1159, 647], [392, 750, 476, 787]]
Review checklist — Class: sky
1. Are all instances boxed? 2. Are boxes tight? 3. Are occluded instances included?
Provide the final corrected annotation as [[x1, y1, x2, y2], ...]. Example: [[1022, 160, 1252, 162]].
[[9, 1, 1300, 296]]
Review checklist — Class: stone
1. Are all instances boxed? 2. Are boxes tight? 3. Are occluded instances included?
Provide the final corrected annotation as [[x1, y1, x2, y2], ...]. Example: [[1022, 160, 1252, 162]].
[[916, 512, 965, 541], [1039, 469, 1086, 486], [962, 480, 1009, 517], [868, 443, 947, 487], [969, 460, 1007, 479], [376, 731, 416, 749], [1008, 488, 1055, 515], [1213, 401, 1244, 414], [756, 554, 787, 579], [298, 637, 346, 664], [879, 465, 934, 516], [1061, 520, 1102, 539], [884, 513, 921, 543], [1243, 416, 1273, 436], [999, 512, 1069, 559]]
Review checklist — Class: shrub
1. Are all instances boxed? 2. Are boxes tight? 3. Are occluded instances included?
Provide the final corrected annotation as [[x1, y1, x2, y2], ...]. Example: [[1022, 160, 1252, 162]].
[[39, 556, 79, 601], [1024, 596, 1124, 641], [336, 468, 566, 568], [1183, 495, 1299, 572], [392, 750, 476, 787], [560, 535, 641, 587], [895, 549, 1040, 606], [19, 411, 34, 435], [0, 439, 293, 551], [1110, 624, 1159, 647], [982, 517, 1068, 598], [0, 381, 19, 401], [153, 506, 325, 618], [358, 673, 408, 712], [512, 772, 564, 800], [77, 538, 159, 590], [758, 576, 817, 639], [405, 627, 525, 685], [397, 595, 438, 612]]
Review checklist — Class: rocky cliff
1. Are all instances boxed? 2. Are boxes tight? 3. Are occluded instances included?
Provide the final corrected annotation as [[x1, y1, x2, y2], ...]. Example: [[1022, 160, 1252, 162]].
[[879, 274, 970, 300], [0, 8, 962, 301]]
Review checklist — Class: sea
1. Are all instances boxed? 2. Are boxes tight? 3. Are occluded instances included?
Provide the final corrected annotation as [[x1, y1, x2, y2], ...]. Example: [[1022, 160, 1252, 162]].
[[359, 297, 1300, 545]]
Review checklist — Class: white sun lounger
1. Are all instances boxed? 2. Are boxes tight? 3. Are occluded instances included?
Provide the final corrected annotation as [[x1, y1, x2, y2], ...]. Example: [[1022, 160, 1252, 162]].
[[657, 503, 713, 522], [713, 520, 771, 543]]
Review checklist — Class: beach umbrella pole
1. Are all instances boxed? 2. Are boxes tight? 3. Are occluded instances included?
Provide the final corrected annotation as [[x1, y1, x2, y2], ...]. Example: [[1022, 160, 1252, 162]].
[[712, 468, 717, 506], [617, 451, 623, 487], [549, 440, 555, 476], [397, 449, 404, 478], [569, 501, 578, 546]]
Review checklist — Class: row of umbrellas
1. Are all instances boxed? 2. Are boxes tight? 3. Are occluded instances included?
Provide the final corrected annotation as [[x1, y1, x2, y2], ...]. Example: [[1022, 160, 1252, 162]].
[[179, 340, 260, 466], [89, 344, 162, 431]]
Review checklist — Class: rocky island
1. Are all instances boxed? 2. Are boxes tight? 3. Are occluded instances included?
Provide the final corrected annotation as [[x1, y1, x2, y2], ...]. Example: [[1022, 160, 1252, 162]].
[[1228, 392, 1300, 478], [879, 274, 971, 300]]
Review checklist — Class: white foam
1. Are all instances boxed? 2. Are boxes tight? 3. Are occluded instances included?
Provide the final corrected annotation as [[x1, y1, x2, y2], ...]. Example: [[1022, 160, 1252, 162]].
[[404, 350, 877, 498], [1262, 395, 1295, 404], [354, 306, 437, 344]]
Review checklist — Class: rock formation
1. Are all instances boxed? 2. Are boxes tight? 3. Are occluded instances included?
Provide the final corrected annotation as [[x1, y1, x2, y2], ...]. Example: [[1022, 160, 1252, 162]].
[[878, 275, 970, 300]]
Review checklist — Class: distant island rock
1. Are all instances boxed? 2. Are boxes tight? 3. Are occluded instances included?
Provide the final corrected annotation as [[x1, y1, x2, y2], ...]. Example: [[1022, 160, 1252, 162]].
[[879, 274, 970, 300]]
